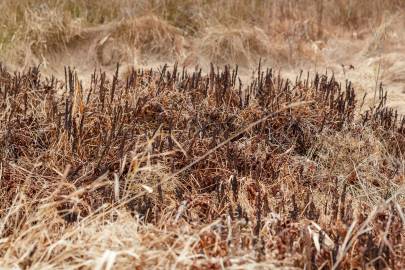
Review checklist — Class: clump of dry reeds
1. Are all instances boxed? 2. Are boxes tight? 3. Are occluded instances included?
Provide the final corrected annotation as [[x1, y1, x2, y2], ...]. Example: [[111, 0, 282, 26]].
[[113, 15, 186, 62], [198, 26, 271, 67], [0, 61, 403, 269]]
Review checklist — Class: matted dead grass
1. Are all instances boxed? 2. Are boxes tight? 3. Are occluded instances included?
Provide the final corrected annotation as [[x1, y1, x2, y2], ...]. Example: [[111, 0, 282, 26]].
[[0, 1, 404, 269], [198, 26, 271, 67], [1, 1, 404, 115], [113, 15, 186, 62], [0, 62, 403, 269], [1, 0, 404, 69]]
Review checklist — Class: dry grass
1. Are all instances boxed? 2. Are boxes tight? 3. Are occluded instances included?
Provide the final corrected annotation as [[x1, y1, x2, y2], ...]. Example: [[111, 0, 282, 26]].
[[113, 15, 186, 62], [0, 62, 403, 269], [198, 26, 271, 67], [0, 1, 404, 269], [1, 0, 404, 68]]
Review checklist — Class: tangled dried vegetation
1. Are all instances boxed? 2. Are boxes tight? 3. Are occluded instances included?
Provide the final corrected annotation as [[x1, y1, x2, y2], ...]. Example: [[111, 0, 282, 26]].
[[2, 0, 405, 71], [0, 62, 404, 269]]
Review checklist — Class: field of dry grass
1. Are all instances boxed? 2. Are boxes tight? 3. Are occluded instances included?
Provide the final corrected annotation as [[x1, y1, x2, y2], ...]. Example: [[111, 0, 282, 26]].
[[1, 0, 405, 113], [0, 1, 404, 269]]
